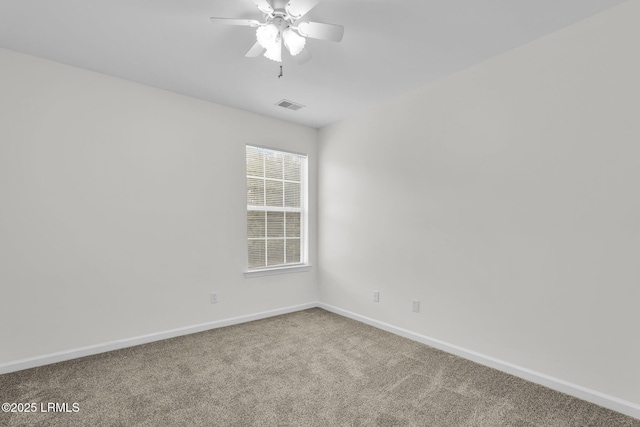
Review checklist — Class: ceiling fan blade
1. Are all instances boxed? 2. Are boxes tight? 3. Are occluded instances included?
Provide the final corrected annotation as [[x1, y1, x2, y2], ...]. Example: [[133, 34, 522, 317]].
[[246, 41, 267, 58], [210, 17, 261, 27], [253, 0, 274, 14], [294, 48, 312, 64], [286, 0, 322, 18], [297, 21, 344, 42]]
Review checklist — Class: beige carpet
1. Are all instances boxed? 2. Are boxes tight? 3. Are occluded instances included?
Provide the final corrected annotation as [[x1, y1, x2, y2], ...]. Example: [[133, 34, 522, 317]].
[[1, 308, 638, 426]]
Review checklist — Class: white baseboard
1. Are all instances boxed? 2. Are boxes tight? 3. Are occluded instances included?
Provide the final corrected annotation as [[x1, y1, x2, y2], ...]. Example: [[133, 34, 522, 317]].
[[2, 301, 638, 420], [318, 302, 640, 421], [0, 302, 316, 375]]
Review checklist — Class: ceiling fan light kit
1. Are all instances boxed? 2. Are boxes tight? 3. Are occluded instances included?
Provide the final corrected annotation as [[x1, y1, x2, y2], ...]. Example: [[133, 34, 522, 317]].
[[283, 28, 306, 57], [210, 0, 343, 64], [264, 35, 283, 62]]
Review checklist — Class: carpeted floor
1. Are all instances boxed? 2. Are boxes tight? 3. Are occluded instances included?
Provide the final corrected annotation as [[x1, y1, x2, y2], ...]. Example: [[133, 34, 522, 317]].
[[1, 308, 638, 426]]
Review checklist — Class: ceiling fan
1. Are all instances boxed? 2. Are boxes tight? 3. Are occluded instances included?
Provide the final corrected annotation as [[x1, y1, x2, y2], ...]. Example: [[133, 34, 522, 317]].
[[210, 0, 344, 64]]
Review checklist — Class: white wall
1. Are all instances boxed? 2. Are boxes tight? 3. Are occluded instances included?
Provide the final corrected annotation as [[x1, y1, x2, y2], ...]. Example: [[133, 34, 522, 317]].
[[318, 1, 640, 406], [0, 48, 317, 365], [2, 0, 639, 411]]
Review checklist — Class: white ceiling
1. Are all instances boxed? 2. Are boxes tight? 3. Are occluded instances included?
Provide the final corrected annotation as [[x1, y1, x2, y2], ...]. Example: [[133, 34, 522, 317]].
[[0, 0, 627, 128]]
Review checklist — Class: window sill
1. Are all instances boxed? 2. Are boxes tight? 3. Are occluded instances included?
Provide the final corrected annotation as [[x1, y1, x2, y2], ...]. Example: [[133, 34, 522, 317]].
[[244, 264, 312, 278]]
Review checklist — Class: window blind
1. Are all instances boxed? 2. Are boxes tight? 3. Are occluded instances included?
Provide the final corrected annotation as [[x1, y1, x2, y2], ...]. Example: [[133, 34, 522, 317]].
[[246, 146, 306, 269]]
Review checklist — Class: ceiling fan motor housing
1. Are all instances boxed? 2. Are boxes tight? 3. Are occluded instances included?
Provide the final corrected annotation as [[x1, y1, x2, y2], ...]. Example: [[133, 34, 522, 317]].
[[270, 16, 289, 33]]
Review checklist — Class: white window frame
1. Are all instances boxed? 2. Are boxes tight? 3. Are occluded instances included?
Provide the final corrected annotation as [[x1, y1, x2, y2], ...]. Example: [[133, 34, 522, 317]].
[[244, 145, 310, 277]]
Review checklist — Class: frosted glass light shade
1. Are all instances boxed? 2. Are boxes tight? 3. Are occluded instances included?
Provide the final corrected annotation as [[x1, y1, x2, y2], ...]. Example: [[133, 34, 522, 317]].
[[283, 28, 306, 56], [256, 24, 279, 49], [264, 39, 282, 62]]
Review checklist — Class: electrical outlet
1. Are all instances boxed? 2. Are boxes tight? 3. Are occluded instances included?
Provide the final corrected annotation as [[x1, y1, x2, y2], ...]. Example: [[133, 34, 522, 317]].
[[373, 291, 380, 302], [210, 292, 218, 304], [412, 300, 420, 313]]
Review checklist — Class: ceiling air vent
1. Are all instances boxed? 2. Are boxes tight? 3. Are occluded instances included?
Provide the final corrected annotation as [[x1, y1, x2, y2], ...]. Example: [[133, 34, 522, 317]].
[[276, 99, 305, 111]]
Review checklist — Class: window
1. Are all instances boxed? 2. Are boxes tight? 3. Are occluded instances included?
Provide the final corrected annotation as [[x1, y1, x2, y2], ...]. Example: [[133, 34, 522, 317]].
[[246, 145, 307, 271]]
